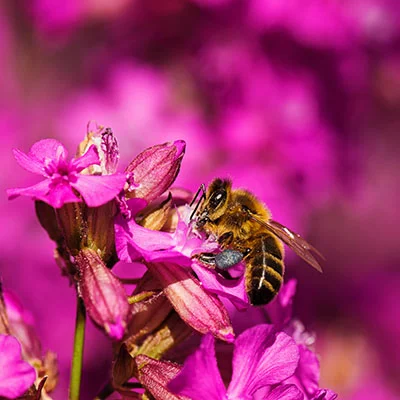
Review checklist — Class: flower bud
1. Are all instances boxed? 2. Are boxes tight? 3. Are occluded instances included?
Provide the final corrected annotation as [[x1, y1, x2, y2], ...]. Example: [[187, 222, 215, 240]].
[[146, 262, 234, 342], [75, 248, 130, 340], [136, 355, 187, 400], [125, 140, 186, 202]]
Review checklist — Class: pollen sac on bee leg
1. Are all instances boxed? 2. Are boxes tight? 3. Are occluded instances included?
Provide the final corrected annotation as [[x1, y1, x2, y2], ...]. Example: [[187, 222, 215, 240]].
[[194, 249, 244, 270], [215, 249, 243, 270]]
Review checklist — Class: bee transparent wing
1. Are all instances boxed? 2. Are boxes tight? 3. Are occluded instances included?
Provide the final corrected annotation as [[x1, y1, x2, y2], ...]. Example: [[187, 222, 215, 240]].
[[248, 215, 324, 273]]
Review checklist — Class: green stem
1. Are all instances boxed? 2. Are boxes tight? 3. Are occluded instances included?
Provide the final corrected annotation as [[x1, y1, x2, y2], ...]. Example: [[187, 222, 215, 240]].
[[69, 297, 86, 400]]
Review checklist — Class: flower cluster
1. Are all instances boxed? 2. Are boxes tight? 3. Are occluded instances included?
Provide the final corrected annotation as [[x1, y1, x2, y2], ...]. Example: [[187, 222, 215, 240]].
[[3, 125, 336, 399]]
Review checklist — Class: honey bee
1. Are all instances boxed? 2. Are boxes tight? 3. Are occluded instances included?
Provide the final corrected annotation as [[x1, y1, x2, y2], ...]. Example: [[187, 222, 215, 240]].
[[191, 178, 323, 306]]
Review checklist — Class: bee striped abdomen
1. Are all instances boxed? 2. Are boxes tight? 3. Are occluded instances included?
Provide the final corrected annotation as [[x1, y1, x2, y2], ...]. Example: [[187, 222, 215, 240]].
[[245, 234, 284, 306]]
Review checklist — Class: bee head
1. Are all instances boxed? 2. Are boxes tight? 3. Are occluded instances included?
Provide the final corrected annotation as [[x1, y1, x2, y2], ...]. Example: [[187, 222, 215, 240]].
[[196, 178, 231, 227]]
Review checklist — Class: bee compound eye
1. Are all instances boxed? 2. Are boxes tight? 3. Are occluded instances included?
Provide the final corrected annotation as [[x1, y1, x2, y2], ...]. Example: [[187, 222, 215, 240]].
[[209, 189, 226, 209]]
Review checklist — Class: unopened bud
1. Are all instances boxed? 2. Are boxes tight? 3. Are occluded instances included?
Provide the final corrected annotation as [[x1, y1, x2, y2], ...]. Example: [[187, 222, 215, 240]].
[[125, 140, 185, 202], [146, 262, 234, 343], [75, 248, 130, 340], [136, 355, 187, 400]]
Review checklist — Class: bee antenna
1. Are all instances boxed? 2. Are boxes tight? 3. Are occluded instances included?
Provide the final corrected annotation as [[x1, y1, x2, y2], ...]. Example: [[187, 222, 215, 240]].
[[190, 183, 206, 220]]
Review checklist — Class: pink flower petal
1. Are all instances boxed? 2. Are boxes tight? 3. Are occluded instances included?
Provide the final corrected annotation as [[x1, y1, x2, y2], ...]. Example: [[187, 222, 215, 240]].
[[290, 345, 320, 398], [265, 279, 297, 330], [12, 148, 46, 176], [227, 325, 299, 398], [47, 181, 83, 208], [7, 179, 52, 201], [28, 138, 67, 161], [7, 179, 82, 208], [0, 335, 36, 399], [168, 334, 227, 400], [72, 145, 100, 171], [191, 263, 249, 310], [73, 173, 126, 207], [115, 213, 175, 264], [147, 262, 234, 342]]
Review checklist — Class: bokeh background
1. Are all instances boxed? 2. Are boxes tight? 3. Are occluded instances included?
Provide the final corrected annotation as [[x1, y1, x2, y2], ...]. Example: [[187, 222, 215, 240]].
[[1, 1, 399, 398]]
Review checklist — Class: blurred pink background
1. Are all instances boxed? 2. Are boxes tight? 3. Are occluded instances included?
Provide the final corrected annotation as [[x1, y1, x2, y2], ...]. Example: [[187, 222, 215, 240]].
[[1, 1, 399, 398]]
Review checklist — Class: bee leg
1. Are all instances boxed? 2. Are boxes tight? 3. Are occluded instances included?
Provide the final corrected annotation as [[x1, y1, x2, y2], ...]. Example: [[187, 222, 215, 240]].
[[218, 231, 233, 248], [192, 252, 216, 269], [193, 249, 243, 270], [193, 250, 243, 280], [189, 183, 206, 220]]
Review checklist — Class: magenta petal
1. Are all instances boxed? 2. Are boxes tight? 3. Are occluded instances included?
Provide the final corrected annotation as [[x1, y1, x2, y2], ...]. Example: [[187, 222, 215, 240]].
[[265, 279, 297, 330], [7, 179, 52, 201], [293, 345, 320, 397], [47, 181, 83, 208], [29, 138, 67, 161], [191, 263, 249, 310], [12, 148, 46, 176], [7, 179, 82, 208], [72, 145, 100, 171], [115, 214, 175, 263], [0, 335, 36, 399], [227, 325, 299, 398], [125, 218, 174, 253], [168, 334, 226, 400], [266, 384, 304, 400], [73, 173, 126, 207]]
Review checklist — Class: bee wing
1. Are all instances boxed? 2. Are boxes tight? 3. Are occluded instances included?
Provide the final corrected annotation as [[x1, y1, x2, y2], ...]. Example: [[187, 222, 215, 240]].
[[248, 215, 324, 273]]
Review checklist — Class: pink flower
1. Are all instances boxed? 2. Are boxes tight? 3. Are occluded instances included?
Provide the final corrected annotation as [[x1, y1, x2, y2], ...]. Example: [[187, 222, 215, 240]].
[[116, 200, 235, 341], [168, 324, 300, 399], [7, 138, 127, 208], [115, 200, 249, 309], [0, 334, 36, 399]]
